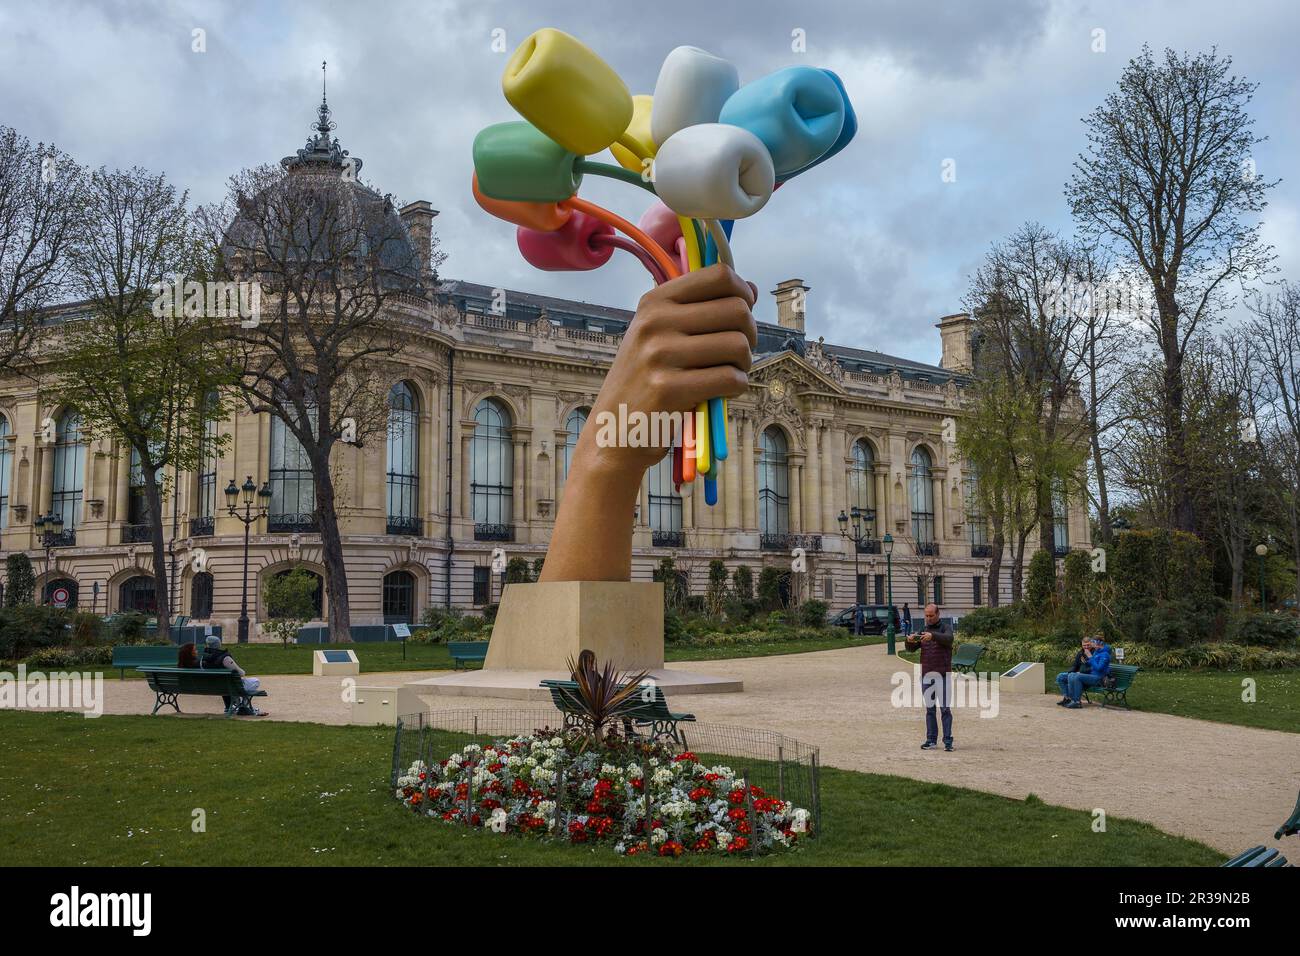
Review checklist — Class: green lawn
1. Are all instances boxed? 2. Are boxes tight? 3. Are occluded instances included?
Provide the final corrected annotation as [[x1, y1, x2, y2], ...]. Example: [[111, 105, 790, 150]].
[[0, 710, 1222, 866], [901, 649, 1300, 734], [95, 632, 884, 679]]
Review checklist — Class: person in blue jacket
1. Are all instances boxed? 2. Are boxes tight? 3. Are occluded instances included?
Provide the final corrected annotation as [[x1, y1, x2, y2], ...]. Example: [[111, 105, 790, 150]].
[[1055, 637, 1110, 709]]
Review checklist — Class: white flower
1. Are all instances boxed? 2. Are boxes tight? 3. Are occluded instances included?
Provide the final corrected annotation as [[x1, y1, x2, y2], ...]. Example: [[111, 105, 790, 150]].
[[651, 827, 668, 845]]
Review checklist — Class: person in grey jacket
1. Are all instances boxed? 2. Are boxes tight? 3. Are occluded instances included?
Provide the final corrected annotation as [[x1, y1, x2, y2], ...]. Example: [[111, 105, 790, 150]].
[[906, 603, 955, 751]]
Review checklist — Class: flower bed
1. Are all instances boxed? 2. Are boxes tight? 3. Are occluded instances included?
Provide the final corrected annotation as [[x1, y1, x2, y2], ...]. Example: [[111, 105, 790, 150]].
[[395, 731, 812, 857]]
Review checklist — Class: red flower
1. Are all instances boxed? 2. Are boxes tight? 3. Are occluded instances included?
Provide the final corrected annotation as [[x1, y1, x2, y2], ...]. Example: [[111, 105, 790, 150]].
[[673, 752, 697, 763], [728, 836, 749, 853], [659, 840, 685, 857]]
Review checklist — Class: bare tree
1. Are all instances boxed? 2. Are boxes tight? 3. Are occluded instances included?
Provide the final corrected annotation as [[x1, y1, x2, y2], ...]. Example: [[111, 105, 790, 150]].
[[201, 127, 438, 636], [0, 127, 83, 372], [1068, 45, 1277, 533], [1250, 284, 1300, 605]]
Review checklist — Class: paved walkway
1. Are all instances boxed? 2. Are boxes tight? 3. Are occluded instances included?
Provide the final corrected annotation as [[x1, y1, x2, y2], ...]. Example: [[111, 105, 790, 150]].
[[26, 645, 1300, 853]]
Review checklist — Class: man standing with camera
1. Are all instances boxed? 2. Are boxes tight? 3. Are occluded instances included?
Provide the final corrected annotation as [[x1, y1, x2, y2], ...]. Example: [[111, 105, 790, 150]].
[[908, 603, 955, 752]]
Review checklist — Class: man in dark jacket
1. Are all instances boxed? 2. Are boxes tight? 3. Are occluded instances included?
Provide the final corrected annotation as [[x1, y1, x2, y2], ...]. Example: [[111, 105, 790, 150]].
[[908, 603, 955, 751]]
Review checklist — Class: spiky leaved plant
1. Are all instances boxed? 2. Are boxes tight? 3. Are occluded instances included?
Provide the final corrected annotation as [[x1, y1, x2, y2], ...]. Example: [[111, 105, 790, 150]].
[[565, 649, 649, 749]]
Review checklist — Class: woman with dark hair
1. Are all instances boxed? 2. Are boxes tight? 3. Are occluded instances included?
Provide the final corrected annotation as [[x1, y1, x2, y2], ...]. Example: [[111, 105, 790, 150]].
[[178, 642, 198, 668]]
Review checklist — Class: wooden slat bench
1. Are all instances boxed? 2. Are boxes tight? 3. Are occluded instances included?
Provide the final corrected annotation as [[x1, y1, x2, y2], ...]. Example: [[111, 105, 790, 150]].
[[540, 679, 696, 745], [111, 645, 180, 680], [447, 641, 488, 670], [1083, 663, 1140, 709], [138, 667, 267, 717]]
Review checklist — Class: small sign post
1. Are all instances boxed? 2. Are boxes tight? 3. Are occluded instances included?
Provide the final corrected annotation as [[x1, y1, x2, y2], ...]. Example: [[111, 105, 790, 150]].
[[391, 622, 411, 660]]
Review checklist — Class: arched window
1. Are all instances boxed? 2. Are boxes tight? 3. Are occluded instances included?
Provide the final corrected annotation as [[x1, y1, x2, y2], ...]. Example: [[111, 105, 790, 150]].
[[386, 382, 420, 535], [910, 446, 935, 545], [191, 571, 214, 619], [966, 467, 988, 553], [1052, 479, 1070, 554], [52, 411, 85, 531], [647, 453, 682, 546], [562, 407, 588, 483], [269, 413, 315, 533], [471, 399, 513, 535], [119, 574, 157, 613], [0, 414, 12, 529], [758, 427, 789, 542], [43, 577, 78, 608], [383, 569, 416, 624], [850, 439, 876, 532], [195, 390, 219, 536]]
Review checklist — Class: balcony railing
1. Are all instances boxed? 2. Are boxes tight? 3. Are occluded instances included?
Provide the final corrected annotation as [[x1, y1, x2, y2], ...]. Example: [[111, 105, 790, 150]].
[[1053, 545, 1071, 558], [760, 533, 823, 553], [855, 538, 882, 554], [915, 541, 939, 556], [189, 515, 215, 537], [386, 515, 424, 536], [120, 523, 152, 544], [40, 528, 76, 547], [474, 523, 515, 542], [268, 513, 319, 534], [652, 530, 685, 548], [970, 544, 993, 558]]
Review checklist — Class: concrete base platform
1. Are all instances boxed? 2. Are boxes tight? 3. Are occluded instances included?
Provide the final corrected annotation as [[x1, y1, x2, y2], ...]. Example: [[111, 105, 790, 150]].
[[404, 668, 743, 701]]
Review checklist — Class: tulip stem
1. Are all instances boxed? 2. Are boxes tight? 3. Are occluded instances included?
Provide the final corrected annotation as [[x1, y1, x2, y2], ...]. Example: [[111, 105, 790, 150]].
[[574, 159, 658, 196]]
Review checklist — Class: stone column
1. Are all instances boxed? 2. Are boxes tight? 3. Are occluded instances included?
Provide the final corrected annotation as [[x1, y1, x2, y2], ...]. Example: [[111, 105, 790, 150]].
[[932, 473, 945, 546], [739, 415, 756, 530], [788, 453, 804, 533], [820, 426, 836, 532], [38, 445, 53, 514], [805, 427, 822, 533], [458, 426, 473, 522], [874, 467, 888, 539], [723, 420, 741, 529], [511, 433, 527, 527]]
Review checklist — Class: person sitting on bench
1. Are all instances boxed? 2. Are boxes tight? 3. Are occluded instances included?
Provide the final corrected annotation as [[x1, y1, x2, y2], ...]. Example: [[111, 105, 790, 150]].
[[178, 642, 199, 669], [1055, 636, 1110, 709], [201, 635, 265, 715]]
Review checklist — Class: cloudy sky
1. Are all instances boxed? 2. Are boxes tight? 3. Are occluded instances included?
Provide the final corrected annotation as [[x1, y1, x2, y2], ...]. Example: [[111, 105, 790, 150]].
[[2, 0, 1296, 365]]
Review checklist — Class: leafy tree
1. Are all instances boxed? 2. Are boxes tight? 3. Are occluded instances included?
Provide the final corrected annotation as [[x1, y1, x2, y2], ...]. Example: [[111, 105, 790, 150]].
[[705, 559, 728, 618], [262, 568, 319, 648], [55, 166, 236, 631], [757, 567, 785, 611], [504, 556, 532, 584], [1025, 550, 1057, 615], [4, 553, 35, 607]]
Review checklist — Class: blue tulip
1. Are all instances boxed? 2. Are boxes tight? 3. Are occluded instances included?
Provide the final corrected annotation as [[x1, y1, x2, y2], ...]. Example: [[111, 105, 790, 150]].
[[781, 70, 857, 180], [719, 66, 844, 178]]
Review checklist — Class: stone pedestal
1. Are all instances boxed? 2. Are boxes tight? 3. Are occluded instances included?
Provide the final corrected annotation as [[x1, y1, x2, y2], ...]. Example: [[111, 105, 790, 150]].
[[484, 580, 665, 671], [999, 661, 1045, 694]]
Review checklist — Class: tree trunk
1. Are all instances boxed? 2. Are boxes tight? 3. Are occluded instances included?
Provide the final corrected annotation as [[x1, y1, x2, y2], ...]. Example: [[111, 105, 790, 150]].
[[1159, 298, 1195, 533], [988, 529, 1005, 608], [143, 467, 171, 632], [312, 454, 351, 641], [1010, 532, 1030, 604]]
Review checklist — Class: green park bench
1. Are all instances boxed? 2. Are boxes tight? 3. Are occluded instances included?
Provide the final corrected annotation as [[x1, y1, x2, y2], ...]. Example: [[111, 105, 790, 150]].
[[951, 643, 985, 673], [138, 666, 267, 717], [1222, 789, 1299, 867], [447, 641, 489, 670], [1083, 663, 1140, 709], [540, 679, 696, 746], [110, 645, 180, 680]]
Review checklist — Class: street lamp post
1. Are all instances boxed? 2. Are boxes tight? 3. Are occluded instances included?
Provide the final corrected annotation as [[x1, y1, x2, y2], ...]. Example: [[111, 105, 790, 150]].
[[882, 532, 896, 655], [32, 510, 65, 602], [837, 506, 875, 636], [1255, 543, 1269, 612], [225, 475, 272, 644]]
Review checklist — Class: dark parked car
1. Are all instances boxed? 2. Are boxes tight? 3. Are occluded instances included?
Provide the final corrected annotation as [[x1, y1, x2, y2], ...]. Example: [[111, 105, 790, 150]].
[[829, 604, 897, 634]]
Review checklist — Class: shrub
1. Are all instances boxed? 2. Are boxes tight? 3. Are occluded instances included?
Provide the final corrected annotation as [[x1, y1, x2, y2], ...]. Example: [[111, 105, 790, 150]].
[[25, 645, 114, 668], [958, 605, 1022, 636], [798, 599, 829, 628], [732, 565, 754, 601], [1025, 550, 1057, 614], [757, 567, 784, 611], [1228, 613, 1300, 649], [504, 557, 532, 584], [0, 605, 72, 659], [482, 603, 500, 625], [663, 608, 686, 643], [5, 553, 35, 607], [70, 613, 103, 647]]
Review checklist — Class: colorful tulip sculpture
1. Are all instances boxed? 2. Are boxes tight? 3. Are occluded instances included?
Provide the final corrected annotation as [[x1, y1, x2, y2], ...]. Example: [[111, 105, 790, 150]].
[[471, 28, 856, 505]]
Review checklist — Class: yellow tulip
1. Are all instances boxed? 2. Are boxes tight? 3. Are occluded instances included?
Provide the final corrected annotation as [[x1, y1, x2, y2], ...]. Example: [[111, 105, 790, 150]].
[[503, 28, 633, 156], [610, 94, 655, 173]]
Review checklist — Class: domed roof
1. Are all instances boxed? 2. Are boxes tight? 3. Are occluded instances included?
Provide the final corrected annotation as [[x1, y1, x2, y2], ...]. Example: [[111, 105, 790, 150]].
[[222, 75, 422, 290]]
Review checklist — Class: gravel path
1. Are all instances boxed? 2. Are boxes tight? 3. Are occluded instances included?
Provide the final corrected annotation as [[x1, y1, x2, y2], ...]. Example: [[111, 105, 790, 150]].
[[21, 645, 1299, 854]]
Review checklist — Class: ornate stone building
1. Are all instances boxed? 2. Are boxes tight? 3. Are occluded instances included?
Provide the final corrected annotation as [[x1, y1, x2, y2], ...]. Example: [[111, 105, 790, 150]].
[[0, 106, 1089, 636]]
